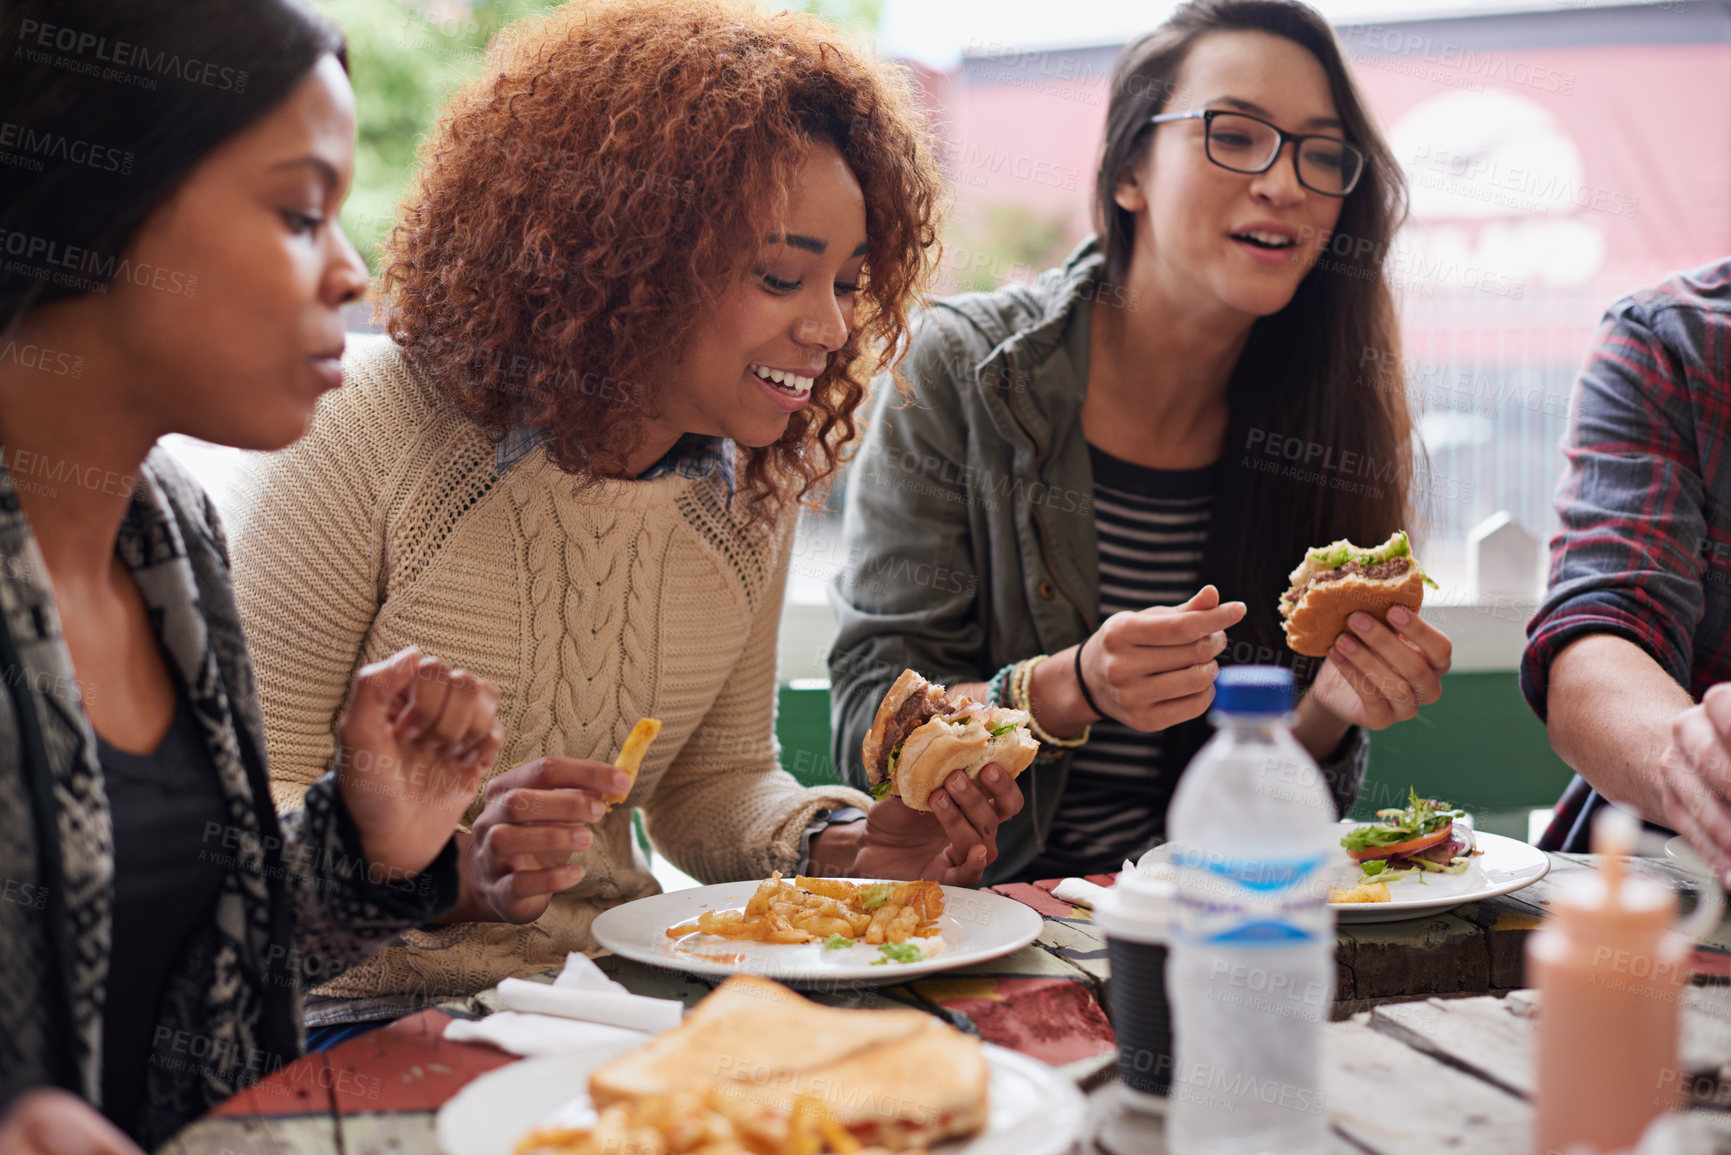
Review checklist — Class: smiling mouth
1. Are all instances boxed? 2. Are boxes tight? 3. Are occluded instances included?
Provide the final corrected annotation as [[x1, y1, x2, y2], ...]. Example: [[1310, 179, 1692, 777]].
[[749, 363, 815, 399], [1232, 230, 1297, 251]]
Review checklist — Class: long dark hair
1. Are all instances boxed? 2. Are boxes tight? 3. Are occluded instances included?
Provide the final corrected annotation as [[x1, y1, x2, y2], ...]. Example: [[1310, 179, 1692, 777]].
[[0, 0, 347, 329], [1093, 0, 1415, 799], [1098, 1, 1412, 653]]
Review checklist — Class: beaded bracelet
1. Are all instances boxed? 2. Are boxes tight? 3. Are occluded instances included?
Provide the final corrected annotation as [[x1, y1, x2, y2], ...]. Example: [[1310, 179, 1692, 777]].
[[984, 662, 1015, 709], [1012, 655, 1090, 748]]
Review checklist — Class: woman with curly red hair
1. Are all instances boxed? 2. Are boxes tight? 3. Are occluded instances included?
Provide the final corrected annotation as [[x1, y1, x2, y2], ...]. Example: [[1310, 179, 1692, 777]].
[[226, 0, 1020, 1041]]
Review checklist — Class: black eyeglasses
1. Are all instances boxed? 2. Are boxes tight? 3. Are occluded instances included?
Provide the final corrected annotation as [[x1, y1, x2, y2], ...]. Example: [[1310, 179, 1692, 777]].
[[1147, 109, 1365, 197]]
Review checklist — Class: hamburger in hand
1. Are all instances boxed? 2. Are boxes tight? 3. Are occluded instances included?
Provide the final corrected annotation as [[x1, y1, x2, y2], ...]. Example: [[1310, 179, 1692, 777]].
[[862, 669, 1039, 811], [1279, 530, 1437, 657]]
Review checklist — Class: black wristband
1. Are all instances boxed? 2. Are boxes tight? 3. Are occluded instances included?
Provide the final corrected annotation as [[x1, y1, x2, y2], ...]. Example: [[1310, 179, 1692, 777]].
[[1074, 635, 1106, 722]]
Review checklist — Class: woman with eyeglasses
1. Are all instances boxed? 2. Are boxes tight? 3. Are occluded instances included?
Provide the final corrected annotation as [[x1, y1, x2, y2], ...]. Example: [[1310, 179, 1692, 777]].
[[830, 0, 1455, 882]]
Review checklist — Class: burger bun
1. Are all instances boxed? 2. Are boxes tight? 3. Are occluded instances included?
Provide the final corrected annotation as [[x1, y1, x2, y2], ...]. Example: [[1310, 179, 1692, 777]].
[[1282, 566, 1427, 658], [893, 716, 1038, 812]]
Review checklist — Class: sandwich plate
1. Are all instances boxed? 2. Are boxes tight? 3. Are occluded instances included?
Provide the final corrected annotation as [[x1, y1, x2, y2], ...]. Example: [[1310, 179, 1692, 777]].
[[1143, 822, 1549, 924], [1327, 821, 1549, 923], [591, 879, 1043, 984], [436, 1041, 1085, 1155], [1322, 817, 1557, 928]]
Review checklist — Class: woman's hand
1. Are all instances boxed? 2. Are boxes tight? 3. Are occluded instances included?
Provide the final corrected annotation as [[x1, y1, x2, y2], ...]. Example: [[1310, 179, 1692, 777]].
[[334, 646, 505, 881], [1070, 585, 1246, 733], [811, 765, 1025, 886], [0, 1088, 143, 1155], [438, 756, 632, 924], [1308, 606, 1453, 729]]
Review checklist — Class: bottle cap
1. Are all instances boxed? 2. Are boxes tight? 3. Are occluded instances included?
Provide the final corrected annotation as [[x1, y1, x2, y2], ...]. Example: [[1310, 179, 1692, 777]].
[[1095, 868, 1174, 946], [1213, 665, 1295, 715]]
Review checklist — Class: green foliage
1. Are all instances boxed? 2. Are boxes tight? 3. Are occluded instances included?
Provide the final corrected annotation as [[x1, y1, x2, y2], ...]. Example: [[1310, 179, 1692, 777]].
[[310, 0, 561, 268], [314, 0, 880, 271], [945, 202, 1077, 295], [787, 0, 883, 34]]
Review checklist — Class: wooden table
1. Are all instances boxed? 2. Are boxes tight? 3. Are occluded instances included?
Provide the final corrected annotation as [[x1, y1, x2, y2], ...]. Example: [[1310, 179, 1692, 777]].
[[1089, 985, 1731, 1154], [989, 851, 1731, 1015], [163, 852, 1731, 1155]]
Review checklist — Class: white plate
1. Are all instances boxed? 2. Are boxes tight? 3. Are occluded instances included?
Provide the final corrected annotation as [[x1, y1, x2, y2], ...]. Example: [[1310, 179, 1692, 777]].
[[436, 1041, 1086, 1155], [1325, 820, 1550, 922], [590, 879, 1044, 984], [1145, 821, 1550, 924], [1662, 835, 1728, 890], [1665, 834, 1714, 873]]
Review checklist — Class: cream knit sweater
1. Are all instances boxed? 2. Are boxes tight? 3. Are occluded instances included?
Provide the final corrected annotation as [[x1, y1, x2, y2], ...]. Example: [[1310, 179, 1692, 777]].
[[227, 335, 870, 1015]]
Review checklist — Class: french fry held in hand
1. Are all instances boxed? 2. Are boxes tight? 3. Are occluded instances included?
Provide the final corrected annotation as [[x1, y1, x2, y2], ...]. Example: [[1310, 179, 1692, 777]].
[[604, 717, 662, 808], [666, 872, 944, 946]]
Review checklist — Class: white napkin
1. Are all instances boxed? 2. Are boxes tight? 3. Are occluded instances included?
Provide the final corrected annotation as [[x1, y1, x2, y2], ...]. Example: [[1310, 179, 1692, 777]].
[[1050, 848, 1182, 909], [442, 952, 683, 1056], [1123, 850, 1178, 881], [1052, 877, 1114, 909], [443, 1010, 648, 1058], [551, 951, 628, 993], [496, 977, 684, 1032]]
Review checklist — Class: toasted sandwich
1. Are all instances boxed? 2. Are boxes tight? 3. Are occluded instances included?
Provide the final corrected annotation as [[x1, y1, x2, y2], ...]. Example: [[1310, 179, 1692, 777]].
[[588, 974, 987, 1150]]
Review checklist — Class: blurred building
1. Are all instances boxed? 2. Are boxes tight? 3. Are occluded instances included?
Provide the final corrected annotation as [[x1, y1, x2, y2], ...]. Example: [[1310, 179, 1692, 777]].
[[906, 0, 1731, 588]]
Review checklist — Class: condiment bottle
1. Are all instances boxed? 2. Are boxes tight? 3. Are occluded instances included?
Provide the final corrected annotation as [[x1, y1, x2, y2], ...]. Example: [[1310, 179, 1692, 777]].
[[1528, 808, 1709, 1154]]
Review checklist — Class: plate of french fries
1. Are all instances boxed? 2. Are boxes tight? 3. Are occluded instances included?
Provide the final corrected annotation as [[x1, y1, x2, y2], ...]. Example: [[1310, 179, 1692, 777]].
[[591, 873, 1044, 984]]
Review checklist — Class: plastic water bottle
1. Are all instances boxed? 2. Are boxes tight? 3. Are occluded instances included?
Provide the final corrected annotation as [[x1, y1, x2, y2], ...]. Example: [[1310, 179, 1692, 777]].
[[1164, 665, 1336, 1155]]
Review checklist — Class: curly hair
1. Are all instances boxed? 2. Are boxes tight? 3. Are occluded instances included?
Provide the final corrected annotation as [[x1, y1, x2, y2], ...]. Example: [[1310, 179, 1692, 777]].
[[378, 0, 942, 518]]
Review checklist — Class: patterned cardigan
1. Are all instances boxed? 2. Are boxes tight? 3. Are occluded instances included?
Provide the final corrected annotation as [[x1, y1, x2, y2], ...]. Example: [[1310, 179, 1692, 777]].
[[0, 447, 458, 1147]]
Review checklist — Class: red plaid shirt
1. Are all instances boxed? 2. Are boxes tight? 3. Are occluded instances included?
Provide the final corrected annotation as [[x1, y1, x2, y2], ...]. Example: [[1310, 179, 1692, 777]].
[[1523, 259, 1731, 718]]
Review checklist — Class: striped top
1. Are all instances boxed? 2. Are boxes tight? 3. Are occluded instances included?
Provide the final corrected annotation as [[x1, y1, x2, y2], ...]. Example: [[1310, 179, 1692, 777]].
[[1025, 443, 1218, 879]]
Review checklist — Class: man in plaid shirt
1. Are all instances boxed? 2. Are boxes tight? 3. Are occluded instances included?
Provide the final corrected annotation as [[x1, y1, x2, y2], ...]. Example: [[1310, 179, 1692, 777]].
[[1522, 259, 1731, 876]]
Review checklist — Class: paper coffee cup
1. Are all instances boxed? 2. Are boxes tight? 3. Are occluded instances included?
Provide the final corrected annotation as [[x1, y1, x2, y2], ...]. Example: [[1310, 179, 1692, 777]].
[[1095, 871, 1174, 1111]]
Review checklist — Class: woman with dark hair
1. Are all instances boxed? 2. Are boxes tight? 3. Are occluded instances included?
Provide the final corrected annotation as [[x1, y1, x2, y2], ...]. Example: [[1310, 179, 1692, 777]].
[[227, 0, 1019, 1043], [830, 0, 1455, 882], [0, 2, 503, 1150]]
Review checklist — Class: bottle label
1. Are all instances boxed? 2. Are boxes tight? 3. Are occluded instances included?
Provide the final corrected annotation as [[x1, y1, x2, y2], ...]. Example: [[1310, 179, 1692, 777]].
[[1208, 919, 1316, 945], [1170, 849, 1331, 947], [1176, 850, 1327, 893]]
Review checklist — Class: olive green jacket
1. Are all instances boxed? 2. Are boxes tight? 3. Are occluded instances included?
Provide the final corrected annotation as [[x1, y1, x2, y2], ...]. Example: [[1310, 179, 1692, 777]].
[[827, 239, 1367, 883]]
